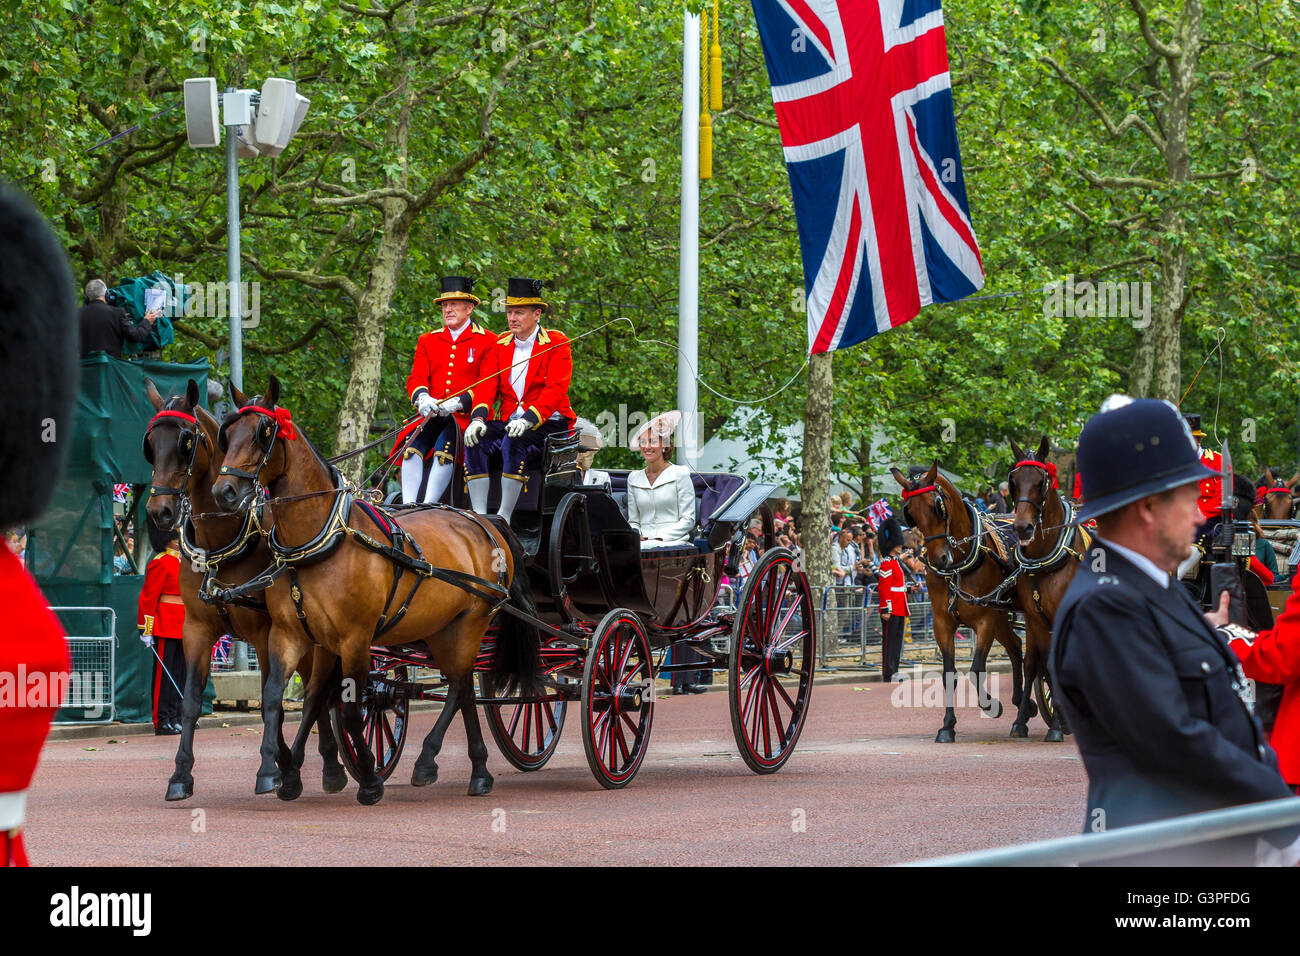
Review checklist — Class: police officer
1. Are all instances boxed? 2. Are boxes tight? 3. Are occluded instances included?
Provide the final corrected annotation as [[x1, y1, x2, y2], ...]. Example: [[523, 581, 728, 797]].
[[462, 278, 574, 522], [392, 276, 494, 504], [1049, 395, 1300, 865]]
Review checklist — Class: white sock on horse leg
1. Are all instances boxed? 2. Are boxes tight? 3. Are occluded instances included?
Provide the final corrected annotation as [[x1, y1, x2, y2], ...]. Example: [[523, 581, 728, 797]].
[[400, 453, 424, 504], [467, 476, 490, 513], [423, 460, 453, 504], [497, 478, 523, 522]]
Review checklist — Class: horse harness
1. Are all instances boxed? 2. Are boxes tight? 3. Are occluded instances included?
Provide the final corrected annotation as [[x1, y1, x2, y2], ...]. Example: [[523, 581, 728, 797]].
[[902, 482, 1019, 616], [1009, 460, 1092, 621], [208, 405, 512, 645], [144, 407, 269, 639]]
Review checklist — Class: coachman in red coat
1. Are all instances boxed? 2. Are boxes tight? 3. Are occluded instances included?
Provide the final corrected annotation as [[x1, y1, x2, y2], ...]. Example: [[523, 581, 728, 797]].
[[462, 278, 575, 522], [0, 184, 79, 866], [389, 276, 496, 505]]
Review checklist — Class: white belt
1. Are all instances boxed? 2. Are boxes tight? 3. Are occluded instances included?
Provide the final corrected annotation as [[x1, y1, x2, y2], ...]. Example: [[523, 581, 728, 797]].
[[0, 791, 26, 829]]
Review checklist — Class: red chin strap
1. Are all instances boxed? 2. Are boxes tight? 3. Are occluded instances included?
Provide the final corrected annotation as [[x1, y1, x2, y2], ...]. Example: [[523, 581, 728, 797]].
[[239, 404, 298, 440], [1014, 459, 1058, 489]]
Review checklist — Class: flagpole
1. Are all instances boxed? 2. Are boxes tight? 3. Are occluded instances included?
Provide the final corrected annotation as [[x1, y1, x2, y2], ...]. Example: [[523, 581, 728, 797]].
[[678, 7, 701, 469]]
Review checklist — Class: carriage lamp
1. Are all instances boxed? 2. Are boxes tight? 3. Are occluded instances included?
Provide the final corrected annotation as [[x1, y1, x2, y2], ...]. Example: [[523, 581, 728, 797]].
[[1230, 528, 1256, 558]]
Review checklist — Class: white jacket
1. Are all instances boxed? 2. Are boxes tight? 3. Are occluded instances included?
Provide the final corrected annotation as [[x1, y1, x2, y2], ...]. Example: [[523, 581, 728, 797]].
[[626, 464, 697, 547]]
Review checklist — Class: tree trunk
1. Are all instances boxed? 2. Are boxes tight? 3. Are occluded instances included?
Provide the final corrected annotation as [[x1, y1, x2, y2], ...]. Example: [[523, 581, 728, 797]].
[[1129, 326, 1154, 397], [800, 351, 834, 596], [1149, 0, 1201, 402]]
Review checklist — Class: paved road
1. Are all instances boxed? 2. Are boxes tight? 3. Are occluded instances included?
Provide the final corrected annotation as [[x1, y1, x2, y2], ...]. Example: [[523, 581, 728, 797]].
[[27, 680, 1085, 866]]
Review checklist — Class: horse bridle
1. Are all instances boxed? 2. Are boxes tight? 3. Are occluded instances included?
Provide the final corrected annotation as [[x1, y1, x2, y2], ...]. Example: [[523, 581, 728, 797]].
[[144, 409, 210, 499], [902, 482, 955, 548], [1009, 459, 1057, 524], [217, 403, 296, 489]]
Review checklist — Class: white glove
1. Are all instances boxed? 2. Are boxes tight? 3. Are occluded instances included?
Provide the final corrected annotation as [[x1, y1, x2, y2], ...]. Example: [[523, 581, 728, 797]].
[[416, 393, 436, 418], [463, 420, 487, 447], [139, 629, 154, 648], [437, 397, 461, 417], [505, 418, 529, 438]]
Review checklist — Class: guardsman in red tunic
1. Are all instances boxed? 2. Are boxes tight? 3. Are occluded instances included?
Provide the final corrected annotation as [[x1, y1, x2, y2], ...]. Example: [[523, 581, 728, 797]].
[[462, 277, 575, 522], [875, 517, 910, 681], [139, 524, 186, 735], [390, 276, 495, 504], [0, 185, 78, 866]]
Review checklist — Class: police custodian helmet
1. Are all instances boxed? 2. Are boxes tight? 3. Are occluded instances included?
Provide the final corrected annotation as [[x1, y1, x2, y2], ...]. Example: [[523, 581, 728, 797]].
[[1074, 395, 1221, 523]]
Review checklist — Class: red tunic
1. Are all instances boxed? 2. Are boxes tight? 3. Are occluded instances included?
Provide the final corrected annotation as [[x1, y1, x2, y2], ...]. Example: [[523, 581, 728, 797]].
[[1197, 447, 1223, 522], [1232, 572, 1300, 784], [470, 327, 575, 427], [138, 549, 185, 640], [0, 544, 70, 866], [878, 558, 910, 616], [404, 321, 495, 428]]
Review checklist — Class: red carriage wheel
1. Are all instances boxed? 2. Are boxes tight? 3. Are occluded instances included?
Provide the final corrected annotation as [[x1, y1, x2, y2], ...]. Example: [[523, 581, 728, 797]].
[[481, 672, 567, 771], [581, 609, 655, 790], [330, 666, 409, 784], [728, 548, 815, 774]]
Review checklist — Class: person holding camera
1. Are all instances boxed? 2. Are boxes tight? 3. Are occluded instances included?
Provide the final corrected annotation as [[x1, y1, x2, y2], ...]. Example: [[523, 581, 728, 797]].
[[78, 278, 160, 358]]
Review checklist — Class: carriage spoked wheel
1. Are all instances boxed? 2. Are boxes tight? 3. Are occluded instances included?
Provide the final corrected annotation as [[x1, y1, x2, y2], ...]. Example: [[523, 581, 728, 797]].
[[1034, 673, 1071, 737], [330, 666, 410, 784], [581, 608, 655, 789], [728, 548, 815, 774], [548, 492, 596, 623], [481, 672, 567, 772]]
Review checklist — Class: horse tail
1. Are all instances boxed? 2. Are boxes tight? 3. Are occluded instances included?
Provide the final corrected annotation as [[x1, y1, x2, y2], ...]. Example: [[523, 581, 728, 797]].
[[490, 533, 544, 700]]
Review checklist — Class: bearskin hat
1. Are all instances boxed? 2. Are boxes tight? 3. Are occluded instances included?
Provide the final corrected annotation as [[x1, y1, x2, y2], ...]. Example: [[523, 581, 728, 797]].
[[0, 185, 77, 528], [877, 516, 906, 556]]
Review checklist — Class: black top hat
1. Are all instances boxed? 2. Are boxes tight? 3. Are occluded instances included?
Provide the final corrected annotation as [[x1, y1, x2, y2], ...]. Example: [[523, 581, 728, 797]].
[[877, 517, 906, 556], [1182, 412, 1205, 438], [433, 275, 480, 306], [0, 185, 78, 528], [505, 277, 547, 309], [1075, 397, 1220, 522]]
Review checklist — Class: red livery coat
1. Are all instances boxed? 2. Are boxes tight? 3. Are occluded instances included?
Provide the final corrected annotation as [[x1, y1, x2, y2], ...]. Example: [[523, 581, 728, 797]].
[[470, 327, 575, 428], [403, 321, 495, 428], [878, 557, 910, 616], [1232, 573, 1300, 784], [1197, 447, 1223, 522], [0, 544, 69, 866], [138, 548, 185, 640]]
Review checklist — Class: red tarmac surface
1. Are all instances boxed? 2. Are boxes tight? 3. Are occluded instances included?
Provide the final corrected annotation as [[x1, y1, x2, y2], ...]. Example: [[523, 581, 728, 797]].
[[27, 679, 1086, 866]]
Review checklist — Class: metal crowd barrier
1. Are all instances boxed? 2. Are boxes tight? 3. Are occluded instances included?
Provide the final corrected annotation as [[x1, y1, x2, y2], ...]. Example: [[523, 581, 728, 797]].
[[816, 585, 979, 669], [49, 606, 116, 724], [905, 798, 1300, 866]]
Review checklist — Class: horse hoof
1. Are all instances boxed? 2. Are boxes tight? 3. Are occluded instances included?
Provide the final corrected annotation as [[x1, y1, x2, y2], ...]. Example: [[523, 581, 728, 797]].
[[935, 728, 956, 744], [321, 767, 348, 794], [254, 772, 282, 795], [410, 764, 439, 788], [1009, 723, 1028, 738], [277, 775, 304, 802], [357, 783, 384, 806], [165, 780, 193, 802], [1045, 728, 1065, 743], [983, 699, 1004, 719], [467, 775, 494, 797]]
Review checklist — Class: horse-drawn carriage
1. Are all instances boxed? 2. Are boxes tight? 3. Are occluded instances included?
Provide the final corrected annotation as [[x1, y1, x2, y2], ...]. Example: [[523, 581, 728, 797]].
[[332, 425, 816, 789]]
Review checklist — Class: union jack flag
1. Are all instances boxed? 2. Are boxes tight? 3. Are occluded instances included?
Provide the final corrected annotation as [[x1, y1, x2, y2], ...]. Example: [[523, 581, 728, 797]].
[[113, 483, 131, 503], [752, 0, 984, 353], [867, 498, 892, 530]]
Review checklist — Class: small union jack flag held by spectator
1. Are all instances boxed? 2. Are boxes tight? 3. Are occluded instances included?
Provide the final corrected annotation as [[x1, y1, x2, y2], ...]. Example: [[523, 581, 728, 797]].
[[751, 0, 985, 354], [113, 483, 130, 504], [867, 498, 892, 530]]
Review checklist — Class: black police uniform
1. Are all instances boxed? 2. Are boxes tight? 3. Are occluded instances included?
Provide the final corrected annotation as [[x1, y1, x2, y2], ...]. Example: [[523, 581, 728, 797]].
[[1051, 541, 1295, 864], [1049, 396, 1298, 865]]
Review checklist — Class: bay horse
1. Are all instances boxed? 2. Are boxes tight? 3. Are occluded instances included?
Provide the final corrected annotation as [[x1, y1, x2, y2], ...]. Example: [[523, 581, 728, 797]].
[[891, 464, 1027, 742], [211, 376, 543, 805], [1006, 436, 1090, 742], [143, 378, 345, 801], [1256, 467, 1299, 520]]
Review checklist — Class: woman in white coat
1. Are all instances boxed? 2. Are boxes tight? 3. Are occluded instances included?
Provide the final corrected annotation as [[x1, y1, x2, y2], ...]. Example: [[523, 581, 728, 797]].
[[627, 411, 696, 548]]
